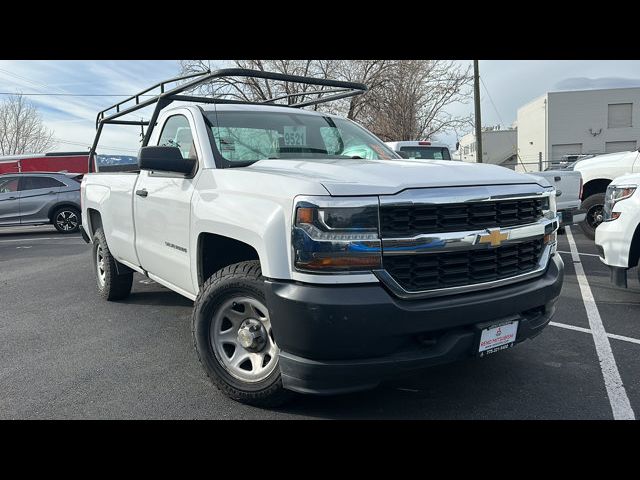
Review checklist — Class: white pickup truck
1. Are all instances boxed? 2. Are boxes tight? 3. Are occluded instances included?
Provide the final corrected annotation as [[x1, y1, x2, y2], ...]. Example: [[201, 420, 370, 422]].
[[572, 149, 640, 239], [384, 141, 584, 229], [384, 140, 453, 160], [595, 174, 640, 288], [529, 170, 584, 230], [80, 69, 563, 406]]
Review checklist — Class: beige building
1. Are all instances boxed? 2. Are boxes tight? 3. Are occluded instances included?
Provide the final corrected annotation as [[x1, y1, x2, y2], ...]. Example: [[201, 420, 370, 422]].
[[456, 127, 518, 169]]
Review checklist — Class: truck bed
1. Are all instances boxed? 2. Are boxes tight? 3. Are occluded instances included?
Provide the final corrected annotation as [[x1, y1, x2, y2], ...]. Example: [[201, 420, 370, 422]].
[[528, 170, 582, 211]]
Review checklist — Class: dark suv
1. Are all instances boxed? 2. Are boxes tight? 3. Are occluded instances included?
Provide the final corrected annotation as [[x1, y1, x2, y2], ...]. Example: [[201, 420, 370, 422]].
[[0, 172, 82, 233]]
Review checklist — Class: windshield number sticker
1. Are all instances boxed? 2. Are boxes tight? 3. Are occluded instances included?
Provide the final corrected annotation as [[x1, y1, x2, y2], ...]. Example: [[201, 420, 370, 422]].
[[283, 126, 306, 146]]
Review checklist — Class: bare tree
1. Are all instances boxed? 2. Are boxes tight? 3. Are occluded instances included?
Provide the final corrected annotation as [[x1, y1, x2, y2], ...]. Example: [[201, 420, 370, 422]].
[[179, 60, 345, 106], [0, 94, 56, 155], [178, 59, 473, 142], [365, 60, 474, 141]]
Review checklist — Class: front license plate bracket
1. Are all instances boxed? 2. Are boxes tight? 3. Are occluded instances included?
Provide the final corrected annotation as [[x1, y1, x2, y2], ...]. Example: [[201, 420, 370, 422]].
[[475, 318, 520, 357]]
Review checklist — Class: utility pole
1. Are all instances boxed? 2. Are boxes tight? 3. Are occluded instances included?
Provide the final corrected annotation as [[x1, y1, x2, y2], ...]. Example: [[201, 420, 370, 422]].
[[473, 60, 483, 163]]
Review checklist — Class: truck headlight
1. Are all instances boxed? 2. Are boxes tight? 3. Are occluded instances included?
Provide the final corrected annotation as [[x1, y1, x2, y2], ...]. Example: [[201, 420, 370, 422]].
[[292, 197, 381, 272], [604, 184, 637, 221], [542, 187, 557, 219]]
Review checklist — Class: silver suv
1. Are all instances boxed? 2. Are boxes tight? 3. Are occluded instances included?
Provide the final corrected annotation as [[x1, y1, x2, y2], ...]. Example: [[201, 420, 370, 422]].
[[0, 172, 82, 233]]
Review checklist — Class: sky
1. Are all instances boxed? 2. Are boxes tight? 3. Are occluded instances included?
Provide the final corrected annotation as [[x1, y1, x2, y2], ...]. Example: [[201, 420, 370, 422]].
[[2, 60, 640, 154]]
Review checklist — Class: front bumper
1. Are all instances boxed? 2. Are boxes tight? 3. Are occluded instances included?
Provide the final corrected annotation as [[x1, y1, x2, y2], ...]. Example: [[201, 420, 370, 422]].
[[595, 218, 629, 266], [595, 219, 632, 288], [265, 255, 564, 395]]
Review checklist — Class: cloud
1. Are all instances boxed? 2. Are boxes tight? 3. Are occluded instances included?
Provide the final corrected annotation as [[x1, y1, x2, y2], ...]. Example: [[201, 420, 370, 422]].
[[554, 77, 640, 91], [0, 60, 180, 154]]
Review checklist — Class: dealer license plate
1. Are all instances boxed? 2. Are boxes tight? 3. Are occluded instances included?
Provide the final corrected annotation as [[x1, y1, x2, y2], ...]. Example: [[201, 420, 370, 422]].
[[478, 321, 519, 357]]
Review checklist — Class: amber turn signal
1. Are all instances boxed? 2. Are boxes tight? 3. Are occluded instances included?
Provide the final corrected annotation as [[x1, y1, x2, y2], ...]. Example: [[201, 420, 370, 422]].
[[296, 207, 315, 225]]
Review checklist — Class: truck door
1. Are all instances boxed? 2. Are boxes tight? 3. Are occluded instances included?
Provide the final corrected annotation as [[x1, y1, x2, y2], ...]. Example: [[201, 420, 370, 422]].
[[133, 112, 201, 295], [0, 176, 21, 225]]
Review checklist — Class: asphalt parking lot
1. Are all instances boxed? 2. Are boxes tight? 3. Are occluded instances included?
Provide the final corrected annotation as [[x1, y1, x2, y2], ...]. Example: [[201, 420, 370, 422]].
[[1, 224, 639, 419]]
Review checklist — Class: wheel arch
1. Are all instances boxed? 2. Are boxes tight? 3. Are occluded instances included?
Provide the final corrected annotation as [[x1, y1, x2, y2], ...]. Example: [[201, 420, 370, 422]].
[[196, 232, 262, 287], [582, 178, 612, 200], [85, 208, 103, 238], [48, 202, 81, 222], [629, 222, 640, 268]]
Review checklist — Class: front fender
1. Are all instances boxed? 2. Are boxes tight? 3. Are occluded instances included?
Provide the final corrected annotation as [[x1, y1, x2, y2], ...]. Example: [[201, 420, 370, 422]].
[[191, 190, 290, 282]]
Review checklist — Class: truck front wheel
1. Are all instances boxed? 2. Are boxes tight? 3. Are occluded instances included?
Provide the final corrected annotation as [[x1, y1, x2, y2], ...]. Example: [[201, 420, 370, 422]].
[[192, 261, 293, 407], [93, 228, 133, 301], [580, 193, 606, 240]]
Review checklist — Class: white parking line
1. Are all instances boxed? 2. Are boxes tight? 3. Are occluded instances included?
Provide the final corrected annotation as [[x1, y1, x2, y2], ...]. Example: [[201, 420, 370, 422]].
[[557, 250, 601, 258], [550, 322, 640, 346], [0, 236, 82, 243], [566, 226, 635, 420]]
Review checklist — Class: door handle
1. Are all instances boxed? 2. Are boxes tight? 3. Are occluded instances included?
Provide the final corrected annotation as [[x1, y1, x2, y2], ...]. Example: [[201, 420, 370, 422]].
[[7, 196, 17, 200], [554, 176, 561, 181], [136, 189, 148, 197]]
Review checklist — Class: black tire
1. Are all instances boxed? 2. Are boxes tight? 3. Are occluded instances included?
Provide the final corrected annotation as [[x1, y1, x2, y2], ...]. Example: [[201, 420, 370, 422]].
[[192, 261, 293, 408], [52, 206, 81, 234], [579, 193, 606, 240], [92, 228, 133, 301]]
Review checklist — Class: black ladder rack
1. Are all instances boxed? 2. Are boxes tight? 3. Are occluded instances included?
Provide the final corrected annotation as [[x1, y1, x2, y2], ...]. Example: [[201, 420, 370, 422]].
[[89, 68, 367, 172]]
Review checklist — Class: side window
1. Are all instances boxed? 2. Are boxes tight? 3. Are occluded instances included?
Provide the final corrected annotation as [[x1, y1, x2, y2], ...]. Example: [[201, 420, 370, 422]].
[[157, 115, 198, 160], [21, 177, 65, 191], [0, 177, 19, 193]]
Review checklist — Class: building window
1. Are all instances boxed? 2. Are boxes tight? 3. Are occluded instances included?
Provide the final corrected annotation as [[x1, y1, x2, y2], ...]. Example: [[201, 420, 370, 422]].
[[605, 141, 637, 154], [551, 144, 582, 162], [608, 103, 632, 128]]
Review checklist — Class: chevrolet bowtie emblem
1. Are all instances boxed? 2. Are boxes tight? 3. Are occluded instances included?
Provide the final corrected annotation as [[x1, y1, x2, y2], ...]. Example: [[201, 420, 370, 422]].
[[478, 228, 509, 247]]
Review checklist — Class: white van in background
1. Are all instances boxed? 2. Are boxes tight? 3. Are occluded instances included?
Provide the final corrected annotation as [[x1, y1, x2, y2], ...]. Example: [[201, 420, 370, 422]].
[[385, 140, 453, 160]]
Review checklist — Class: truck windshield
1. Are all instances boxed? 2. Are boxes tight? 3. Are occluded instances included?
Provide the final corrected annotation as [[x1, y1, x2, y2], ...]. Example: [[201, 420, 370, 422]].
[[204, 111, 398, 164], [399, 146, 451, 160]]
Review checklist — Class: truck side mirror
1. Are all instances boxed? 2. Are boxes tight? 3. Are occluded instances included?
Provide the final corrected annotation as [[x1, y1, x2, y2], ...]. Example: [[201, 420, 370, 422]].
[[139, 146, 196, 175]]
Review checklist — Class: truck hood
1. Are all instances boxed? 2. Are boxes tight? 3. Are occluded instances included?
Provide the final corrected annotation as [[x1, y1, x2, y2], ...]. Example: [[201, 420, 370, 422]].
[[574, 150, 638, 173], [246, 158, 542, 195], [609, 172, 640, 186]]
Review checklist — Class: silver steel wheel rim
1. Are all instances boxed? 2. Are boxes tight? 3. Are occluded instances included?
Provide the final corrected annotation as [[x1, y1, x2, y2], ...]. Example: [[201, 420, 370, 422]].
[[56, 210, 78, 231], [210, 296, 279, 383], [96, 245, 106, 287]]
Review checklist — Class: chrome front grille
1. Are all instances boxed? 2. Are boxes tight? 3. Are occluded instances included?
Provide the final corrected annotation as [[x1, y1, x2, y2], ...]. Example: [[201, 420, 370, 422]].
[[379, 197, 548, 238], [382, 238, 545, 291], [375, 184, 557, 299]]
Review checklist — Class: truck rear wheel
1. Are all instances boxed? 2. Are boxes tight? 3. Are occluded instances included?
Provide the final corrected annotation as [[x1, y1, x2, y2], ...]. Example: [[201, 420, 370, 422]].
[[580, 193, 606, 240], [192, 261, 293, 407], [93, 228, 133, 301]]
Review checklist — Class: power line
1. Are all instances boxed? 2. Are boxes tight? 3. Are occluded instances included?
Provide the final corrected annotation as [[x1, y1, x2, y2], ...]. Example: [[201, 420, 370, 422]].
[[53, 137, 140, 153], [478, 76, 530, 170], [0, 67, 69, 95]]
